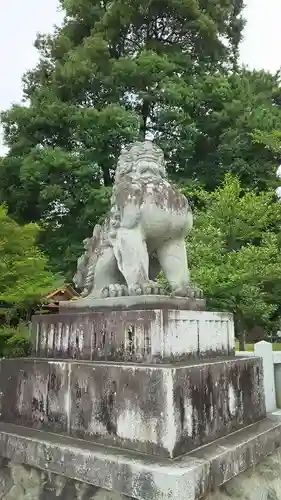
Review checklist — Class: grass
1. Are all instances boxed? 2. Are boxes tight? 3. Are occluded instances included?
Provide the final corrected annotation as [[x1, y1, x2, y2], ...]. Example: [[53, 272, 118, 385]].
[[235, 342, 281, 352]]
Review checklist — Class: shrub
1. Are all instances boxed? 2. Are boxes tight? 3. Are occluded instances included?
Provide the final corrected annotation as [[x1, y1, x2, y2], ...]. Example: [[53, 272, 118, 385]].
[[0, 323, 31, 358]]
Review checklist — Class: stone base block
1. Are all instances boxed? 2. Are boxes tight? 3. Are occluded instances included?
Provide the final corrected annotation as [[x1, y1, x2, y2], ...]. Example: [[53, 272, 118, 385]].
[[32, 309, 235, 362], [0, 415, 280, 500], [0, 356, 265, 458]]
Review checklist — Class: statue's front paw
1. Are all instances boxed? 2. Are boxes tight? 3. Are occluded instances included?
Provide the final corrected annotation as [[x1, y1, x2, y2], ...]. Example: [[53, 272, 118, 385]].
[[172, 284, 203, 299], [129, 281, 166, 296], [101, 284, 129, 298]]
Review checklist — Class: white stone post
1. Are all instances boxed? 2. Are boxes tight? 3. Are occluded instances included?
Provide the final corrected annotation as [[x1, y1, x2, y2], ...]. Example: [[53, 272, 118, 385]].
[[254, 341, 276, 413], [274, 361, 281, 408]]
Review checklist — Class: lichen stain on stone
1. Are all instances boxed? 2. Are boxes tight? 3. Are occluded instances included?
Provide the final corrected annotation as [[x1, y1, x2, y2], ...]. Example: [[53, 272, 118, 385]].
[[0, 360, 70, 433], [72, 372, 93, 435], [0, 356, 265, 460], [172, 358, 265, 457], [69, 363, 166, 454], [89, 309, 156, 362], [96, 380, 118, 435], [127, 326, 135, 358]]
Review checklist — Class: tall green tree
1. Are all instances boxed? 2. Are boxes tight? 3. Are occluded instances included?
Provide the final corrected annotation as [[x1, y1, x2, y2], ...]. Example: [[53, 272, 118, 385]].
[[189, 174, 281, 348], [3, 0, 281, 279], [178, 69, 281, 190], [0, 0, 246, 277]]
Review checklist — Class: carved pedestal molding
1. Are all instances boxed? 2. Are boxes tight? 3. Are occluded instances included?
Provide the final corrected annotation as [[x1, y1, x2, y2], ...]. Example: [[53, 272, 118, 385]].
[[32, 309, 234, 362]]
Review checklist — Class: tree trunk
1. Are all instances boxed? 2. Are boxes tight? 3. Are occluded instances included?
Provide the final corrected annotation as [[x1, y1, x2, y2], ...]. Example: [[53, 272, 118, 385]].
[[102, 165, 112, 186], [139, 99, 150, 141], [239, 331, 246, 352], [234, 310, 246, 351]]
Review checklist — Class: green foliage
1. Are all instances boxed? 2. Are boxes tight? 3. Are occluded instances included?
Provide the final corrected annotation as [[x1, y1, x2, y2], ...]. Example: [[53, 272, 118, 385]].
[[0, 0, 247, 278], [174, 70, 281, 191], [188, 174, 281, 336], [0, 323, 31, 358], [1, 0, 281, 283], [0, 205, 58, 309]]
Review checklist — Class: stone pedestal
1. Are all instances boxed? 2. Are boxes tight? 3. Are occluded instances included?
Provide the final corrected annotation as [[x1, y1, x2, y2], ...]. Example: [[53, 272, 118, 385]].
[[0, 297, 274, 499], [0, 356, 265, 458], [32, 307, 235, 362]]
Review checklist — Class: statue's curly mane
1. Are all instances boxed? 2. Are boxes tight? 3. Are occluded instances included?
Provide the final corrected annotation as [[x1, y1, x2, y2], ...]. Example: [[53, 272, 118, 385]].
[[114, 141, 166, 185]]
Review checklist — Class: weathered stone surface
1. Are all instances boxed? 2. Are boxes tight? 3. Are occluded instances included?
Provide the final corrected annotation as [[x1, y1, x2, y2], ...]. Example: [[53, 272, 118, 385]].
[[0, 356, 265, 458], [192, 414, 281, 491], [0, 416, 280, 499], [206, 436, 281, 499], [32, 309, 235, 362], [72, 140, 202, 301], [0, 422, 206, 500], [0, 458, 131, 499], [0, 359, 68, 433]]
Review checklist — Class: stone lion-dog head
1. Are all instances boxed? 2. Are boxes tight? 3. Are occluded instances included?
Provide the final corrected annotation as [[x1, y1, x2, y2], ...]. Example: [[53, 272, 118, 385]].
[[114, 141, 167, 185]]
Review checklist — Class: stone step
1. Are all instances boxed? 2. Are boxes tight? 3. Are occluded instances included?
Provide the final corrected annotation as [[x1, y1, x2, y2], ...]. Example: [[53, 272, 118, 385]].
[[0, 356, 265, 459], [32, 308, 235, 363], [0, 416, 280, 500]]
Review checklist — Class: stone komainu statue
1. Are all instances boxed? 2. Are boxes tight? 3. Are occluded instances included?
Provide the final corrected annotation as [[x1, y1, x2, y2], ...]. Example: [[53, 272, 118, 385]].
[[74, 141, 201, 299]]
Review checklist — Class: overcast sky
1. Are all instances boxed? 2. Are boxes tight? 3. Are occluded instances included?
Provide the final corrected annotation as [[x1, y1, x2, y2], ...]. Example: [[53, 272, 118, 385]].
[[1, 0, 281, 152]]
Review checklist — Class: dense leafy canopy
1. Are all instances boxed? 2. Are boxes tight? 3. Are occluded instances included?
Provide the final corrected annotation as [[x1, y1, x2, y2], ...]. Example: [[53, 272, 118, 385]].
[[189, 175, 281, 343], [0, 0, 248, 277]]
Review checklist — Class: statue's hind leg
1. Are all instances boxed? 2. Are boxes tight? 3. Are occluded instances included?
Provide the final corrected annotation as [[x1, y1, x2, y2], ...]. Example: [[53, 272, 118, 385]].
[[112, 227, 164, 295], [87, 247, 127, 298], [157, 238, 202, 298]]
